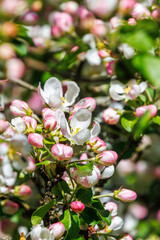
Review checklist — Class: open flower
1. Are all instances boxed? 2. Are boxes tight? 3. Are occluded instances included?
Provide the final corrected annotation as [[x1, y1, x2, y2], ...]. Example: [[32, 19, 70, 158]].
[[38, 77, 80, 111], [109, 79, 147, 101], [56, 108, 100, 145]]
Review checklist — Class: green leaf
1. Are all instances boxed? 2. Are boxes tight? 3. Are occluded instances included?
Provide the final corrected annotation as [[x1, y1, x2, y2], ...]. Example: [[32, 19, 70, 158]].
[[13, 42, 27, 56], [31, 200, 55, 226], [51, 185, 63, 200], [80, 207, 100, 224], [92, 200, 111, 225], [60, 209, 71, 231], [59, 180, 71, 194], [75, 162, 93, 173], [139, 94, 147, 103], [121, 117, 137, 132], [36, 160, 53, 166], [64, 212, 80, 240], [76, 188, 93, 204], [153, 116, 160, 125], [132, 53, 160, 88], [124, 30, 154, 52], [134, 111, 151, 140]]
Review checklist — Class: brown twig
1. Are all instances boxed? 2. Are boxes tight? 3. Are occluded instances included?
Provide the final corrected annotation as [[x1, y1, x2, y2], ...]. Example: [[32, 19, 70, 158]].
[[9, 78, 37, 91]]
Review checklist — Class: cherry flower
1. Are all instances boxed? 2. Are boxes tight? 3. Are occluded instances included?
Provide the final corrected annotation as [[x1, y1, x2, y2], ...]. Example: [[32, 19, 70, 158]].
[[56, 108, 100, 145], [38, 77, 80, 111], [109, 79, 147, 101]]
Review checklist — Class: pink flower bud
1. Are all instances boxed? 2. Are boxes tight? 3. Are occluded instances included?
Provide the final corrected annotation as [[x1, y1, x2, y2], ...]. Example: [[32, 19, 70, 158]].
[[22, 116, 37, 132], [70, 165, 100, 188], [51, 25, 62, 38], [103, 108, 120, 125], [91, 19, 107, 37], [83, 97, 96, 112], [98, 49, 110, 58], [10, 99, 32, 117], [106, 61, 115, 76], [97, 151, 118, 166], [0, 120, 9, 133], [152, 9, 160, 20], [1, 200, 19, 215], [79, 153, 88, 160], [87, 137, 107, 153], [50, 12, 73, 33], [25, 156, 36, 173], [49, 222, 65, 239], [110, 16, 122, 29], [51, 144, 73, 161], [129, 203, 148, 220], [28, 133, 44, 148], [14, 184, 32, 200], [135, 104, 157, 118], [154, 166, 160, 179], [119, 234, 133, 240], [71, 45, 79, 52], [131, 3, 151, 20], [42, 108, 56, 119], [71, 201, 85, 213], [128, 18, 137, 25], [21, 11, 38, 24], [104, 202, 118, 217], [114, 188, 137, 202], [6, 58, 26, 79], [44, 116, 57, 131], [60, 1, 79, 15], [0, 43, 15, 60], [119, 0, 136, 14]]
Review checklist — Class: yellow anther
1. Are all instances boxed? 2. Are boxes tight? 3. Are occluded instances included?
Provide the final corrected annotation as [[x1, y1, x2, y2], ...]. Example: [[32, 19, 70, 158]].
[[124, 84, 132, 94], [61, 97, 66, 106], [71, 127, 81, 135], [8, 148, 15, 161]]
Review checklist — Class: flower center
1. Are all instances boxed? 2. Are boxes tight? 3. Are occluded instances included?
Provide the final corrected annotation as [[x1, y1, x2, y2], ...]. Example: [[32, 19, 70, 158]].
[[61, 97, 66, 106], [124, 84, 132, 94], [71, 126, 81, 135]]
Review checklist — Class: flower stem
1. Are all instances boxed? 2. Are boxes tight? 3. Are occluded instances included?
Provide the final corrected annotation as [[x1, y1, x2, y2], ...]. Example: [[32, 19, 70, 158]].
[[93, 193, 114, 199], [146, 89, 152, 103]]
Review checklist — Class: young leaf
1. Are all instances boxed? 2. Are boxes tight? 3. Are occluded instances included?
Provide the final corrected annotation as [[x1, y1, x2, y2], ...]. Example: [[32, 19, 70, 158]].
[[64, 212, 80, 240], [121, 117, 137, 132], [76, 188, 93, 204], [31, 200, 55, 226], [75, 162, 93, 173], [60, 209, 71, 231]]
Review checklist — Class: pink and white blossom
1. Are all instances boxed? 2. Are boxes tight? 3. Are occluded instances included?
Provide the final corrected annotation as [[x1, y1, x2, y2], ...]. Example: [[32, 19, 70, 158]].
[[87, 137, 107, 153], [51, 144, 73, 161], [10, 99, 32, 117], [103, 108, 120, 125], [49, 222, 65, 239], [109, 79, 147, 101], [39, 77, 79, 110], [96, 151, 118, 166], [28, 133, 44, 148], [135, 104, 157, 118], [71, 201, 85, 213], [114, 188, 137, 202], [70, 165, 100, 188], [104, 202, 118, 217]]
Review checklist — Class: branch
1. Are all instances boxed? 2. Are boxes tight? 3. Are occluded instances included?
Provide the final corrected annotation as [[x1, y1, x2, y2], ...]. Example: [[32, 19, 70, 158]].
[[9, 78, 37, 91]]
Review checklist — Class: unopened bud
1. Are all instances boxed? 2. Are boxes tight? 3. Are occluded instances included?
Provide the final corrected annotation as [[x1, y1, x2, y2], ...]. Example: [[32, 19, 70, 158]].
[[25, 157, 36, 173], [114, 188, 137, 202], [106, 61, 115, 76], [51, 144, 73, 161], [1, 200, 19, 215], [14, 184, 32, 200], [96, 151, 118, 166], [103, 108, 120, 125], [71, 201, 85, 213], [0, 120, 9, 133], [135, 104, 157, 118], [119, 234, 133, 240], [1, 22, 18, 38], [104, 201, 118, 217], [44, 116, 57, 131], [22, 116, 37, 132], [6, 58, 26, 79], [49, 222, 65, 239], [10, 100, 32, 117], [87, 137, 107, 153], [42, 108, 56, 119], [28, 133, 44, 148]]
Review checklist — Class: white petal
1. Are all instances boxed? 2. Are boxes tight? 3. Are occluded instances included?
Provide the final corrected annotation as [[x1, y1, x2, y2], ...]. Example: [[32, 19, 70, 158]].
[[11, 117, 26, 133], [70, 109, 91, 130], [90, 121, 100, 139], [5, 172, 17, 186], [44, 77, 62, 97], [72, 129, 91, 145], [101, 165, 115, 179], [64, 81, 80, 107], [38, 84, 49, 105], [139, 81, 148, 93], [86, 49, 101, 66], [11, 134, 31, 156], [56, 110, 70, 139], [2, 156, 13, 178], [40, 228, 52, 240]]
